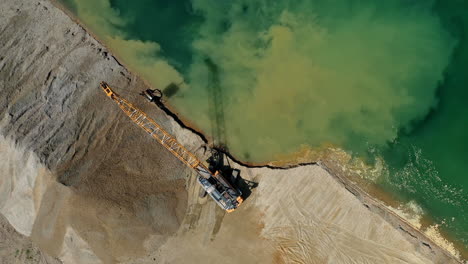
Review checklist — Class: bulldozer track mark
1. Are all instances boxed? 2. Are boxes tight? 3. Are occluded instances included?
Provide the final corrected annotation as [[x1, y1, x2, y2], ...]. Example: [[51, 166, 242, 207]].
[[264, 195, 429, 264]]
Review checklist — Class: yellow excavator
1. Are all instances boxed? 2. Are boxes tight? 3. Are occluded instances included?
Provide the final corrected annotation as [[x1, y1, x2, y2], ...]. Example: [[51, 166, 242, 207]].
[[100, 82, 243, 212]]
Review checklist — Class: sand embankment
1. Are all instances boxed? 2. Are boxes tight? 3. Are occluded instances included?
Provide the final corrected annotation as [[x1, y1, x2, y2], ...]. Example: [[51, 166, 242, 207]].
[[0, 0, 462, 263]]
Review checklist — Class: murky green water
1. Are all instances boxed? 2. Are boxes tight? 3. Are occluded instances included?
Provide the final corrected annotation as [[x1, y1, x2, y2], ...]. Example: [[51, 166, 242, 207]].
[[59, 0, 468, 254]]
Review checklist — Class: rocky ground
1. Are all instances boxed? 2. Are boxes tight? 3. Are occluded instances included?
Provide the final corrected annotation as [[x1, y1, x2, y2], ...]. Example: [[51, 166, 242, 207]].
[[0, 214, 61, 264], [0, 0, 463, 263]]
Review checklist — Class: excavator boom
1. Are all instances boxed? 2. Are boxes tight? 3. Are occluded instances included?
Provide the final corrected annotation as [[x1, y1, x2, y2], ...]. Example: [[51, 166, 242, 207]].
[[100, 82, 243, 212]]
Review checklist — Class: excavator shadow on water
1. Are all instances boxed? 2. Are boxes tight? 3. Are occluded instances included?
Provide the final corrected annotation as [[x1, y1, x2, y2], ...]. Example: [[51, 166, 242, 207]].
[[201, 58, 259, 200]]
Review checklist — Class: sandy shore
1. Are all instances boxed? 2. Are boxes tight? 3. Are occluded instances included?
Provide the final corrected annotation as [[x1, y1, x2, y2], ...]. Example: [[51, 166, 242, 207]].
[[0, 0, 464, 263]]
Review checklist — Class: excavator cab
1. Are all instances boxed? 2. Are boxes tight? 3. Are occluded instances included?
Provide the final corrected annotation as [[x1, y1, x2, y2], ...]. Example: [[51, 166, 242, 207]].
[[197, 171, 243, 213], [198, 149, 243, 212]]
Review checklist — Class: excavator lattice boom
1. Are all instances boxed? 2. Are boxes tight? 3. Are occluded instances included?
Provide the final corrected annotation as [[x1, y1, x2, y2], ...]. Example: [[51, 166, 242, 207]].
[[100, 82, 243, 212]]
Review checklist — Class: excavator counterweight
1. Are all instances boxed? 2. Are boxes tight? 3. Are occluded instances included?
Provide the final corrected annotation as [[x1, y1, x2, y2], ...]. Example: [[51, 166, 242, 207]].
[[100, 82, 243, 212]]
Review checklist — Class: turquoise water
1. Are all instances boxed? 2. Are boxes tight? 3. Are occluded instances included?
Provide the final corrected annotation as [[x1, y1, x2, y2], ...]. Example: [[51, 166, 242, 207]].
[[380, 1, 468, 248], [59, 0, 468, 254]]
